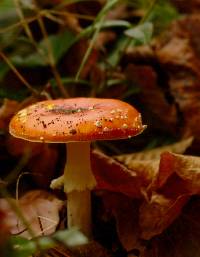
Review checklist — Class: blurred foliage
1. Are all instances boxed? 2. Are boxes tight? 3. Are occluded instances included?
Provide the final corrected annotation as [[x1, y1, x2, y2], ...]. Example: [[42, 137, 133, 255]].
[[0, 0, 178, 100], [2, 228, 88, 257]]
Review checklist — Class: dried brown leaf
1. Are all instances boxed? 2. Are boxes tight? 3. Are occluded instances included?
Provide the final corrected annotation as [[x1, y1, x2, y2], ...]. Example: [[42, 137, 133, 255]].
[[154, 152, 200, 194], [155, 15, 200, 138], [92, 150, 151, 198], [139, 193, 189, 240], [102, 193, 141, 252], [171, 0, 200, 14], [0, 99, 20, 130], [115, 137, 193, 163], [6, 136, 42, 157], [28, 146, 58, 188], [0, 190, 63, 239], [95, 31, 116, 50], [45, 240, 112, 257], [93, 149, 200, 251], [142, 197, 200, 257], [0, 209, 9, 247], [125, 64, 178, 133], [139, 151, 200, 240]]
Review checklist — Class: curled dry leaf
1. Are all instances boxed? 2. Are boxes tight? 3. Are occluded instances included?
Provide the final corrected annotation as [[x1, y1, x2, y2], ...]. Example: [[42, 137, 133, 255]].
[[155, 152, 200, 194], [142, 197, 200, 257], [0, 209, 9, 247], [0, 190, 63, 239], [125, 45, 154, 61], [106, 3, 127, 20], [6, 136, 42, 157], [171, 0, 200, 13], [63, 12, 82, 33], [28, 145, 58, 188], [95, 31, 116, 50], [5, 137, 58, 187], [0, 99, 20, 130], [115, 137, 193, 163], [92, 149, 200, 250], [92, 150, 152, 198], [155, 15, 200, 138], [102, 192, 142, 252], [139, 193, 189, 240], [68, 240, 112, 257], [45, 241, 112, 257], [139, 151, 200, 240], [125, 63, 178, 134]]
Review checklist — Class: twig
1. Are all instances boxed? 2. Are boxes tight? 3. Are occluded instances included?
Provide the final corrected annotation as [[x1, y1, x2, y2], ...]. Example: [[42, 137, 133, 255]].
[[42, 12, 64, 25], [13, 0, 35, 43], [49, 9, 95, 21], [56, 0, 91, 9], [0, 10, 63, 33], [75, 15, 104, 81], [33, 1, 69, 98], [0, 16, 37, 34], [139, 0, 159, 24], [15, 172, 31, 203]]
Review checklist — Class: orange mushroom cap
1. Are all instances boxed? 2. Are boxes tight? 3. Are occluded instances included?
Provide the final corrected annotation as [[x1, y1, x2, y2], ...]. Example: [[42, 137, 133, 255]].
[[9, 98, 145, 143]]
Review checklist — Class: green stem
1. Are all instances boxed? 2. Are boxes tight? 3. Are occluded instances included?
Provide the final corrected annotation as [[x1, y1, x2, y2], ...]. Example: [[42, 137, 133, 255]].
[[139, 0, 159, 24], [13, 0, 35, 43], [75, 16, 104, 81], [75, 0, 119, 81], [114, 0, 158, 66]]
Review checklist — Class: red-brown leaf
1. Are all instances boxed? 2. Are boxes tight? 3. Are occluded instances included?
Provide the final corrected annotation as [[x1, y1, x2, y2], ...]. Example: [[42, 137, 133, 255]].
[[102, 192, 141, 252], [139, 152, 200, 240], [92, 150, 153, 198], [0, 190, 63, 239]]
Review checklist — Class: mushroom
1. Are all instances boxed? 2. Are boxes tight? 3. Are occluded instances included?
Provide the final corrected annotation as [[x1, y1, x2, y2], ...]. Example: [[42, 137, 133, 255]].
[[9, 97, 145, 238]]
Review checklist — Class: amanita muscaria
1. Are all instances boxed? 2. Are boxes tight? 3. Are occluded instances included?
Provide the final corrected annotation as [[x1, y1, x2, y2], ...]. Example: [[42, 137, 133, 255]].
[[9, 97, 145, 237]]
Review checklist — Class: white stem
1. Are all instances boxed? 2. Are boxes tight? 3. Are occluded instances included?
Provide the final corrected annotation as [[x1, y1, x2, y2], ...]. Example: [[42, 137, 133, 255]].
[[64, 142, 96, 238], [67, 190, 91, 238]]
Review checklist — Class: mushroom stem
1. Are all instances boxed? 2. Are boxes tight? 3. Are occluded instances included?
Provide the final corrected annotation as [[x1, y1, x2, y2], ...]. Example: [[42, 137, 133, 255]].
[[64, 142, 96, 238]]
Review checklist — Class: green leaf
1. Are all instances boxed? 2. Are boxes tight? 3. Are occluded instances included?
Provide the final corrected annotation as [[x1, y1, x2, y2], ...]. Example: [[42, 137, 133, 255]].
[[0, 0, 19, 29], [3, 236, 37, 257], [50, 30, 76, 63], [148, 0, 179, 33], [124, 22, 153, 45], [53, 228, 88, 247], [11, 54, 46, 67], [2, 235, 56, 257], [122, 86, 141, 99], [95, 19, 131, 29], [107, 79, 127, 87], [79, 19, 131, 42], [107, 36, 130, 67], [37, 236, 56, 250], [50, 77, 91, 88], [11, 30, 77, 67], [0, 62, 9, 81], [99, 0, 119, 17], [0, 81, 30, 100]]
